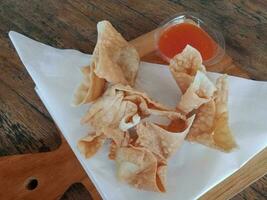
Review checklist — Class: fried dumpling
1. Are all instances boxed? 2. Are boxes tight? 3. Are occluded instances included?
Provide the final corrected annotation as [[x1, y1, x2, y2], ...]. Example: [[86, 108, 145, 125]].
[[72, 65, 105, 106], [135, 115, 195, 161], [213, 75, 237, 151], [114, 115, 195, 192], [171, 45, 236, 152], [78, 128, 130, 159], [104, 127, 130, 159], [177, 71, 217, 114], [77, 131, 106, 158], [93, 21, 140, 85], [114, 84, 185, 120], [187, 75, 237, 152], [73, 20, 140, 105], [116, 146, 166, 192], [81, 85, 139, 131], [170, 45, 206, 93], [81, 84, 185, 131]]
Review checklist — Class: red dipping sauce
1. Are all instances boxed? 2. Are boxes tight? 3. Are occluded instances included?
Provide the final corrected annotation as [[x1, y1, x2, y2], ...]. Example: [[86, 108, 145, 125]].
[[158, 23, 217, 61], [155, 13, 225, 65]]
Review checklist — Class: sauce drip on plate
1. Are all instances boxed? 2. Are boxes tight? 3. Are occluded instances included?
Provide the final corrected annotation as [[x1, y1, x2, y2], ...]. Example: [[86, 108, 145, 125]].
[[158, 23, 217, 61]]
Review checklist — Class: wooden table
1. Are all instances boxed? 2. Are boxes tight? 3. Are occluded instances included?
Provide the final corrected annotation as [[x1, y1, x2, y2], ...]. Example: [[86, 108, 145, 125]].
[[0, 1, 266, 199]]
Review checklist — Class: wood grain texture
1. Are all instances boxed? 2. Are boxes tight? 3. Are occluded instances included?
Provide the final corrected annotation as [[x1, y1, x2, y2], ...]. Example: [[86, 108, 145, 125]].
[[0, 135, 100, 200], [121, 0, 267, 80], [0, 0, 266, 199], [200, 148, 267, 200]]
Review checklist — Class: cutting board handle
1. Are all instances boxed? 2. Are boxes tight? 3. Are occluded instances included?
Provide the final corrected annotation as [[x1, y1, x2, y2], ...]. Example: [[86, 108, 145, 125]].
[[0, 135, 100, 200]]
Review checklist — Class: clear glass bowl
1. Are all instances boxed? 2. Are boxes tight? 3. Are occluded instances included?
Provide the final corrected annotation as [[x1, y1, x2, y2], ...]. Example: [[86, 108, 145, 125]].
[[155, 12, 225, 66]]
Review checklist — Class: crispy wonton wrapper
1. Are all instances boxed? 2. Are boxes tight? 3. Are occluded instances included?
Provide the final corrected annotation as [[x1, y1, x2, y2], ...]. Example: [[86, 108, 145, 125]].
[[187, 75, 237, 151], [73, 20, 140, 105], [78, 128, 130, 159], [94, 21, 140, 86], [81, 85, 137, 130], [72, 65, 105, 106], [79, 115, 195, 192], [135, 115, 195, 161], [81, 84, 185, 130], [170, 45, 237, 152], [170, 45, 206, 93], [177, 71, 217, 114], [78, 131, 106, 158], [78, 82, 194, 192], [115, 115, 193, 193], [116, 146, 167, 192]]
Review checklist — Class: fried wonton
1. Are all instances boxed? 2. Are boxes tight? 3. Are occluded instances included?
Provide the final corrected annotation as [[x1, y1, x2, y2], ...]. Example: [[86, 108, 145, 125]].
[[116, 146, 167, 192], [186, 75, 237, 151], [187, 75, 237, 152], [81, 86, 133, 129], [94, 21, 140, 86], [78, 128, 130, 159], [170, 45, 206, 93], [177, 71, 217, 114], [114, 84, 185, 120], [104, 127, 130, 159], [73, 20, 140, 105], [113, 113, 194, 192], [170, 45, 237, 151], [78, 82, 193, 192], [77, 131, 106, 158], [73, 65, 106, 106], [81, 84, 185, 131], [135, 115, 195, 161]]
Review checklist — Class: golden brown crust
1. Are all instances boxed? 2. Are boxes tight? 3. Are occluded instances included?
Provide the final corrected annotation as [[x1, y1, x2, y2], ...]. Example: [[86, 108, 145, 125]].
[[93, 21, 139, 86], [73, 20, 140, 105], [72, 65, 106, 106], [170, 45, 206, 93], [186, 75, 237, 152], [77, 132, 106, 158]]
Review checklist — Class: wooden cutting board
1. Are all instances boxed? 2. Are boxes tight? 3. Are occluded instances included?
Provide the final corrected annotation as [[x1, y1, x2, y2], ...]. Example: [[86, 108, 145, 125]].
[[0, 30, 266, 200]]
